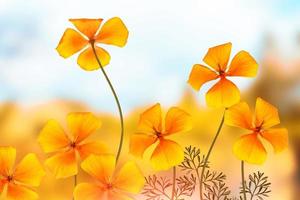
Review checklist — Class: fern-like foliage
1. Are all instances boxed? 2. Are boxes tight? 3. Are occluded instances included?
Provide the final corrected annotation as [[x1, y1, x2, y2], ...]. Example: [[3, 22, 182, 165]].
[[202, 170, 232, 200], [241, 171, 271, 200], [180, 146, 232, 200], [142, 175, 172, 200], [176, 174, 197, 197], [142, 146, 272, 200], [179, 146, 208, 173], [142, 174, 196, 200]]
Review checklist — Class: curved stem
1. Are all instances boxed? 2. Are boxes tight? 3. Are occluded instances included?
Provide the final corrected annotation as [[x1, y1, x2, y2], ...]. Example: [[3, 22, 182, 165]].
[[195, 168, 201, 200], [171, 167, 176, 200], [199, 110, 226, 200], [91, 43, 124, 163], [73, 175, 77, 200], [241, 161, 247, 200]]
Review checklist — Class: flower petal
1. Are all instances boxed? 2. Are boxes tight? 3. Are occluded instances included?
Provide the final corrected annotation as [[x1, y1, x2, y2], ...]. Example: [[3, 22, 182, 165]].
[[77, 141, 109, 160], [56, 28, 88, 58], [203, 42, 232, 71], [113, 162, 145, 194], [261, 128, 288, 153], [81, 154, 115, 184], [129, 134, 157, 158], [233, 133, 267, 164], [14, 154, 45, 187], [150, 139, 184, 171], [96, 17, 129, 47], [255, 97, 280, 129], [38, 120, 70, 153], [206, 78, 240, 108], [227, 50, 258, 77], [164, 107, 192, 135], [67, 112, 102, 143], [0, 147, 16, 176], [107, 191, 133, 200], [77, 46, 111, 71], [138, 103, 162, 135], [225, 102, 253, 130], [187, 64, 218, 91], [6, 184, 38, 200], [45, 150, 77, 179], [74, 183, 105, 200], [70, 18, 103, 39], [0, 179, 6, 195]]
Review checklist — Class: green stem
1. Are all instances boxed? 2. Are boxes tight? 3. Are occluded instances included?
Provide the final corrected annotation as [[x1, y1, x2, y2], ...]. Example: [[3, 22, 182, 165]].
[[91, 43, 124, 163], [241, 161, 247, 200], [199, 110, 226, 200], [73, 175, 77, 200], [171, 167, 176, 200], [195, 168, 201, 200]]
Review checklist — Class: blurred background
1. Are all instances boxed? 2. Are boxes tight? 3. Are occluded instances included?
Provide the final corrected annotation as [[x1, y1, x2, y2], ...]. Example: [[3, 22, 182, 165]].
[[0, 0, 299, 199]]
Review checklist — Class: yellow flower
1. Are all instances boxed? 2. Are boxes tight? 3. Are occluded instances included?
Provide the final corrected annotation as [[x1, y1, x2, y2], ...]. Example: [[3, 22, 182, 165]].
[[74, 154, 145, 200], [38, 112, 108, 179], [130, 103, 192, 170], [188, 42, 258, 108], [0, 147, 45, 200], [56, 17, 129, 71], [225, 97, 288, 164]]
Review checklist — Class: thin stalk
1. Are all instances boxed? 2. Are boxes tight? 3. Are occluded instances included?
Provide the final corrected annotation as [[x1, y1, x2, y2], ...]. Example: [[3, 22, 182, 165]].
[[195, 168, 201, 199], [91, 42, 124, 163], [74, 175, 77, 187], [199, 110, 226, 200], [171, 167, 176, 200], [241, 161, 247, 200], [73, 175, 77, 200]]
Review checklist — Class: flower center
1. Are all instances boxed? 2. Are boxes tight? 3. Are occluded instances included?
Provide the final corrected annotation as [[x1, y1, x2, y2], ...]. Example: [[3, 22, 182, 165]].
[[7, 175, 13, 182], [106, 183, 113, 190], [89, 38, 95, 45], [219, 69, 226, 78], [153, 127, 163, 138], [70, 141, 77, 149]]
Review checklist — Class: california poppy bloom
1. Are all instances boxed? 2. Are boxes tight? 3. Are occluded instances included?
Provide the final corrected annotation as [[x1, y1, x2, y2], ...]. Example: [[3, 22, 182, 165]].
[[225, 97, 288, 164], [188, 42, 258, 108], [74, 154, 145, 200], [130, 103, 192, 170], [0, 147, 45, 200], [56, 17, 129, 71], [38, 112, 108, 179]]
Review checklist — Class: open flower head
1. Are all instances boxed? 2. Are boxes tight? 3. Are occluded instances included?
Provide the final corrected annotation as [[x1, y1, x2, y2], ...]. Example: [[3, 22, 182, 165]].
[[38, 112, 109, 179], [188, 42, 258, 108], [56, 17, 129, 71], [225, 97, 288, 164], [130, 103, 193, 170], [74, 154, 145, 200], [0, 147, 45, 200]]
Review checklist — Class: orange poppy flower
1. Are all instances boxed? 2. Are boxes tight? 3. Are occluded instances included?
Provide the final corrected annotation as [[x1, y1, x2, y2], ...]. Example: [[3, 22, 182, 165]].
[[129, 103, 192, 170], [38, 112, 108, 179], [74, 154, 145, 200], [188, 42, 258, 108], [225, 97, 288, 164], [56, 17, 129, 71], [0, 147, 45, 200]]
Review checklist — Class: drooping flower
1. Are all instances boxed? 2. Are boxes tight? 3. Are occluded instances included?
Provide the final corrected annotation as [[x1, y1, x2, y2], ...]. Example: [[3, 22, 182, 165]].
[[38, 112, 108, 179], [0, 147, 45, 200], [130, 103, 193, 170], [73, 154, 145, 200], [225, 97, 288, 164], [56, 17, 129, 71], [188, 42, 258, 108]]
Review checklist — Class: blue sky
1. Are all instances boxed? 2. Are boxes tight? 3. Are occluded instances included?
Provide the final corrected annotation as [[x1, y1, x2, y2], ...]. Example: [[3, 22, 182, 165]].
[[0, 0, 300, 113]]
